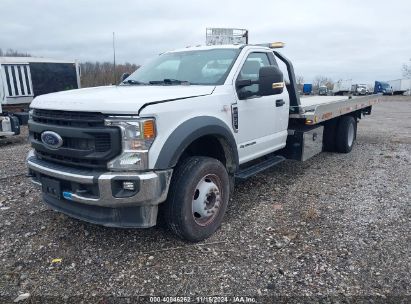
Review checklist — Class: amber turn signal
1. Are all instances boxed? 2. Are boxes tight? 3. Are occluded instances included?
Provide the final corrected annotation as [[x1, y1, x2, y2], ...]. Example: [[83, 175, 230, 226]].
[[143, 120, 156, 139]]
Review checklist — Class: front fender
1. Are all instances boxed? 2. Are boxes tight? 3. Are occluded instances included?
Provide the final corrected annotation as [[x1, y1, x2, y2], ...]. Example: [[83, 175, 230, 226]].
[[154, 116, 238, 173]]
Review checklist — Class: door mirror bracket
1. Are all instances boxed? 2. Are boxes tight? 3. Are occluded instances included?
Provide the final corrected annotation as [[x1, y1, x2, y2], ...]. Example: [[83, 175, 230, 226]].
[[236, 79, 258, 89]]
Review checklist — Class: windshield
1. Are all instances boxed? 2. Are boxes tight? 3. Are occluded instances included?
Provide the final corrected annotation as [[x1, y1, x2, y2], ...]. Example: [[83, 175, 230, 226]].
[[381, 82, 390, 89], [123, 48, 240, 85]]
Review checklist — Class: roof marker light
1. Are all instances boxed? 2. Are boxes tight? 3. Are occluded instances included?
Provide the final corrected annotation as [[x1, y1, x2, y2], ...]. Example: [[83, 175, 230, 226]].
[[269, 42, 285, 49]]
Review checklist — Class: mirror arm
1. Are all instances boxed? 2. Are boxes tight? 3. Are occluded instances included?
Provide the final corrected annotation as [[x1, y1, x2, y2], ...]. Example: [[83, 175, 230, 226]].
[[250, 80, 259, 85], [236, 79, 259, 89]]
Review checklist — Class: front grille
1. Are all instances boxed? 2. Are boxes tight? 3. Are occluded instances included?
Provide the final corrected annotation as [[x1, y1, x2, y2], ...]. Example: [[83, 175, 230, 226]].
[[94, 133, 112, 151], [32, 109, 105, 127], [29, 110, 121, 169], [35, 150, 108, 168], [32, 131, 111, 152]]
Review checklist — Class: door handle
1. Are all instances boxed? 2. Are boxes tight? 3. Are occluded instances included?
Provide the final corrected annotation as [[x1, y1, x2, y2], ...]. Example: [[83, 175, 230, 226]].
[[276, 99, 285, 107]]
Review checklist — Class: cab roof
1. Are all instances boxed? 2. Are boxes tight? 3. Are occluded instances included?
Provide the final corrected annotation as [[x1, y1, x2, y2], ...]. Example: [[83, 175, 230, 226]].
[[168, 44, 272, 53]]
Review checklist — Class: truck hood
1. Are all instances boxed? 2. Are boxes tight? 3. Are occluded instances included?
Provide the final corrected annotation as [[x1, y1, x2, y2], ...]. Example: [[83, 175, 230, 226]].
[[30, 85, 215, 114]]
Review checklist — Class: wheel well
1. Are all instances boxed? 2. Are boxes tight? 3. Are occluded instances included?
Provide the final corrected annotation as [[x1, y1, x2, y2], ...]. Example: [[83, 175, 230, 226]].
[[177, 135, 236, 174]]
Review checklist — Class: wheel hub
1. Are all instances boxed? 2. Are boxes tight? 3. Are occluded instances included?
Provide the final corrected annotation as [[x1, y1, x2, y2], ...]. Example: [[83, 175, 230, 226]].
[[192, 175, 221, 226]]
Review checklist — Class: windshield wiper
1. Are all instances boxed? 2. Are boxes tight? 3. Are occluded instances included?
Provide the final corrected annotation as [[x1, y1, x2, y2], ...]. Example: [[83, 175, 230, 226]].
[[149, 79, 191, 85], [122, 79, 147, 85]]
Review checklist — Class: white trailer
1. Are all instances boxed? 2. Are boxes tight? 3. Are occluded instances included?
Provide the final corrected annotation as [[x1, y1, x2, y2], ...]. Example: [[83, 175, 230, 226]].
[[333, 79, 352, 95], [0, 57, 80, 136], [387, 78, 411, 95]]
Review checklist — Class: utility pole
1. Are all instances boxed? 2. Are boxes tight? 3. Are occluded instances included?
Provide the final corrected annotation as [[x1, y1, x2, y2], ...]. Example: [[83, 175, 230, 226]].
[[113, 32, 116, 84]]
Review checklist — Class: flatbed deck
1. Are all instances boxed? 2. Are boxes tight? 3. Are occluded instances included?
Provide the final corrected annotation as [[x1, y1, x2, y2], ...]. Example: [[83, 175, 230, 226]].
[[290, 94, 381, 125]]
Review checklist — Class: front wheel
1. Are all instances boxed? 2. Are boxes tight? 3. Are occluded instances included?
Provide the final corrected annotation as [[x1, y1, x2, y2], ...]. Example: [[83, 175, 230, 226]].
[[163, 156, 230, 242]]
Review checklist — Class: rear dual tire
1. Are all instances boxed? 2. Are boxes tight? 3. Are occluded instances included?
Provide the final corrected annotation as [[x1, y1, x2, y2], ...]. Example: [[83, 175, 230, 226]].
[[335, 116, 357, 153], [323, 116, 357, 153]]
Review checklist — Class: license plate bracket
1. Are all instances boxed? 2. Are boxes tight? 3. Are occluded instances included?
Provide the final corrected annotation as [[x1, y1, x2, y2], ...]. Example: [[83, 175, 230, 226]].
[[41, 177, 62, 199]]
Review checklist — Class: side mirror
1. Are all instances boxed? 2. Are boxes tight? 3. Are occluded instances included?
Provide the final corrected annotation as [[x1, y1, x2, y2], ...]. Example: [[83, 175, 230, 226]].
[[120, 73, 130, 83], [258, 66, 284, 96]]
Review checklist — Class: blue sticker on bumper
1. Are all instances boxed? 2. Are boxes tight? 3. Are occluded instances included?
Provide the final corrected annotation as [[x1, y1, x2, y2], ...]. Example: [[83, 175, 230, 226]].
[[63, 192, 73, 200]]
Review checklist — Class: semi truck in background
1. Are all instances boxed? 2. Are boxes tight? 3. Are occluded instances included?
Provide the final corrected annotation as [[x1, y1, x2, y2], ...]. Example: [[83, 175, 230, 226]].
[[318, 85, 328, 96], [351, 84, 368, 96], [0, 57, 80, 137], [303, 83, 312, 95], [367, 84, 374, 95], [333, 79, 352, 95], [387, 79, 411, 95], [373, 81, 393, 95]]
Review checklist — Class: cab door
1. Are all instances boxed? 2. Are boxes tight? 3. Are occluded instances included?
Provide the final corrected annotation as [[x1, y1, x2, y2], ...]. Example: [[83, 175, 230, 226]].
[[233, 50, 289, 164]]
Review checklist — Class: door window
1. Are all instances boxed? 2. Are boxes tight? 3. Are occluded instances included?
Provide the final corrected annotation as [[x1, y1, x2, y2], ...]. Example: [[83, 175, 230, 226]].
[[237, 52, 271, 98]]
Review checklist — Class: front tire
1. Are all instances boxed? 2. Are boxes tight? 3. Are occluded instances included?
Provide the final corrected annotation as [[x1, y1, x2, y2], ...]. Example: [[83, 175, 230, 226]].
[[163, 156, 230, 242], [336, 116, 357, 153]]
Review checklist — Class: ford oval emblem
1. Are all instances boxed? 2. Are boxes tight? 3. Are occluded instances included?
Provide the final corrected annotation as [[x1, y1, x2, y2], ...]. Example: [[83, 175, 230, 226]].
[[41, 131, 63, 149]]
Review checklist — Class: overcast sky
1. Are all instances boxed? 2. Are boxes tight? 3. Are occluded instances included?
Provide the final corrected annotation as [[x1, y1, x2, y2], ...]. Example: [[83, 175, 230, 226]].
[[1, 0, 410, 83]]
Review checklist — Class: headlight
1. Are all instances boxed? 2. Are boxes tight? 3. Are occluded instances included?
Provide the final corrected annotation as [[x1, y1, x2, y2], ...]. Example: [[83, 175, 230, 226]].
[[28, 109, 33, 121], [105, 117, 156, 171]]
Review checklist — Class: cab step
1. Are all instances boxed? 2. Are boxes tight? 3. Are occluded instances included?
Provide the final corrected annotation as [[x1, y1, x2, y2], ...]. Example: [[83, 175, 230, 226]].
[[235, 155, 285, 181]]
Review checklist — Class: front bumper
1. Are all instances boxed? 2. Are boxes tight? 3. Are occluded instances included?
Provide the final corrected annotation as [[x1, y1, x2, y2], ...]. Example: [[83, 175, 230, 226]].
[[27, 150, 173, 227]]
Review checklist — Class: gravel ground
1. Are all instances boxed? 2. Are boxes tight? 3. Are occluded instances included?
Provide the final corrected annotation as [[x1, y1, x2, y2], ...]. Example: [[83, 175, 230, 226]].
[[0, 96, 410, 303]]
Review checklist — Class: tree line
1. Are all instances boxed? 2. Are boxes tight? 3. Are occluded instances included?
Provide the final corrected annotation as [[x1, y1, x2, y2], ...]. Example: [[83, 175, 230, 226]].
[[296, 75, 335, 92], [80, 61, 139, 87], [0, 48, 31, 57], [0, 48, 139, 87]]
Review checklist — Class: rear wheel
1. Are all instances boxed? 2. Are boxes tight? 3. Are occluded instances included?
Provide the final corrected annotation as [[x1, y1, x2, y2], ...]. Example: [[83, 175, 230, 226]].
[[336, 116, 357, 153], [163, 156, 230, 242]]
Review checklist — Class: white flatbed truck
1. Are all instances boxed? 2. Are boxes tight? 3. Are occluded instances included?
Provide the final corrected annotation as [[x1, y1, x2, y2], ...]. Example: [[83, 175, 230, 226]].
[[26, 42, 380, 241]]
